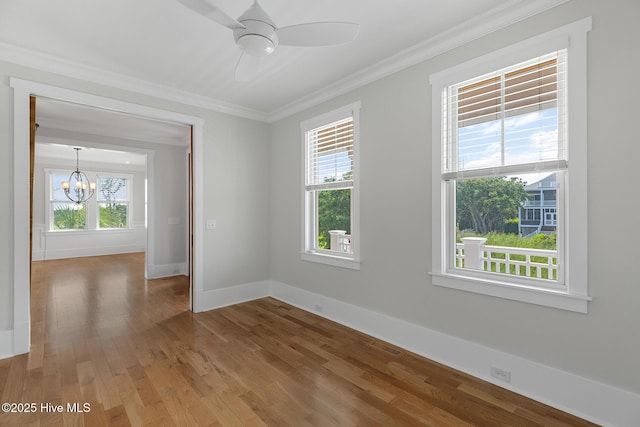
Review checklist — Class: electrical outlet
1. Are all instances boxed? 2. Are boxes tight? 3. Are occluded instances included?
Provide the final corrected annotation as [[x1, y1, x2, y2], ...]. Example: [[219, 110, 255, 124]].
[[490, 366, 511, 383]]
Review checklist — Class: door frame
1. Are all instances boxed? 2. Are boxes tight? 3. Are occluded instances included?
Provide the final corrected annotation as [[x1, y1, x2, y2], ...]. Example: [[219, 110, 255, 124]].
[[10, 78, 205, 355]]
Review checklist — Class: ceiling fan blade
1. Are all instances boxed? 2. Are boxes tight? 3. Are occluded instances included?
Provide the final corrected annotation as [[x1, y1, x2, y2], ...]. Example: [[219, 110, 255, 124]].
[[277, 22, 359, 47], [235, 53, 262, 82], [176, 0, 245, 30]]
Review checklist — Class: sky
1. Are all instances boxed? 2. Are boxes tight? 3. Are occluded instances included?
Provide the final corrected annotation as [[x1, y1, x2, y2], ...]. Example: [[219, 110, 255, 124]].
[[457, 107, 559, 179]]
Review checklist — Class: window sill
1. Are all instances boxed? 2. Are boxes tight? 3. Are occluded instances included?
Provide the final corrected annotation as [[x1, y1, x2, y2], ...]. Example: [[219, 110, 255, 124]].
[[430, 272, 591, 313], [301, 251, 361, 270], [46, 228, 134, 236]]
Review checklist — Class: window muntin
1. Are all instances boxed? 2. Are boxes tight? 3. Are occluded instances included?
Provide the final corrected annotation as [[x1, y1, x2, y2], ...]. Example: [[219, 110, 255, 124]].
[[301, 102, 361, 268]]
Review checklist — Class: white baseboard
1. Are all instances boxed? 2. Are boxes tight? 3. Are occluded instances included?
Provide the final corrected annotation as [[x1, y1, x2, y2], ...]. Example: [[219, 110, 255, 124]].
[[146, 262, 188, 279], [197, 280, 271, 312], [0, 322, 29, 360], [33, 245, 144, 261], [12, 320, 29, 356], [0, 330, 13, 359], [267, 280, 640, 427]]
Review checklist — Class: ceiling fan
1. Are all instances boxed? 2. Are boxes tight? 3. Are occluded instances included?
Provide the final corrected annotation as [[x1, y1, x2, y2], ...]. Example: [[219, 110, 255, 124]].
[[177, 0, 360, 81]]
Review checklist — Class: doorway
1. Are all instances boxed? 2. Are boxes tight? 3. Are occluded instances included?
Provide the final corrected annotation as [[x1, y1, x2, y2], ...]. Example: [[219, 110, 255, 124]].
[[11, 78, 205, 356]]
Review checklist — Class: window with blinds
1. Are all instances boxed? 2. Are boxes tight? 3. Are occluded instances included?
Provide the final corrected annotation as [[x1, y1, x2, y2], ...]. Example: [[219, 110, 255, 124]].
[[301, 101, 360, 267], [443, 50, 567, 180], [305, 117, 354, 191], [430, 19, 591, 312], [441, 50, 569, 288]]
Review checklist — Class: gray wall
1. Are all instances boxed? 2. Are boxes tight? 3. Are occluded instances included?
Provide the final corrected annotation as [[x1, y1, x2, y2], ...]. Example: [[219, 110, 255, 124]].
[[269, 0, 640, 395]]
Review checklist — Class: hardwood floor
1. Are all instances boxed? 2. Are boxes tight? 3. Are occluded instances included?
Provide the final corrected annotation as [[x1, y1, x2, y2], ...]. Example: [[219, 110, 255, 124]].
[[0, 253, 597, 426]]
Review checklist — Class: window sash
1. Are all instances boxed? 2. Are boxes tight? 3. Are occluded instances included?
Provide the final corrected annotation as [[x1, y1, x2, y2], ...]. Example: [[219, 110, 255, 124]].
[[444, 51, 567, 179], [98, 202, 129, 229], [305, 117, 354, 187], [50, 202, 87, 230], [97, 176, 129, 202], [457, 57, 559, 127]]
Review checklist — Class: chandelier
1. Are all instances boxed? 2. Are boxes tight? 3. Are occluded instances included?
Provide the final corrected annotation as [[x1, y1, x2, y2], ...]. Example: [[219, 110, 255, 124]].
[[61, 148, 96, 204]]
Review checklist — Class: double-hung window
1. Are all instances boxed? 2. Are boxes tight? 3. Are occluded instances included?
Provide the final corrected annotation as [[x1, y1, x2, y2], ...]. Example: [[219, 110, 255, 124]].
[[47, 169, 132, 231], [301, 101, 361, 269], [429, 19, 591, 312]]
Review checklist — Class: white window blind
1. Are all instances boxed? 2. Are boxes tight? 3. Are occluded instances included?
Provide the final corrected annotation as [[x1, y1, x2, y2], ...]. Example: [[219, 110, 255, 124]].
[[443, 51, 567, 180], [305, 117, 354, 191]]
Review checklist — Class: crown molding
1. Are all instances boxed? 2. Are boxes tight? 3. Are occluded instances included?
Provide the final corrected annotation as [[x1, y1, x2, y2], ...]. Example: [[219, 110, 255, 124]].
[[0, 0, 568, 124], [0, 42, 268, 122], [266, 0, 570, 123]]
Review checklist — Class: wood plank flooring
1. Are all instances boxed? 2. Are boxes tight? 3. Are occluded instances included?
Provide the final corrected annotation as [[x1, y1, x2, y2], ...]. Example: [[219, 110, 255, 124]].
[[0, 253, 598, 426]]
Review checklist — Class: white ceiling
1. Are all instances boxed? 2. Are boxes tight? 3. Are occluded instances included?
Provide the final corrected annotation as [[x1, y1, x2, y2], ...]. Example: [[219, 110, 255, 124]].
[[33, 97, 189, 166], [0, 0, 567, 122], [35, 142, 148, 168]]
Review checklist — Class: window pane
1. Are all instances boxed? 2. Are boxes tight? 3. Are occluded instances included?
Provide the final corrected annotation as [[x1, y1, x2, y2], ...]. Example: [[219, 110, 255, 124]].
[[51, 173, 70, 201], [99, 203, 128, 228], [306, 118, 354, 186], [504, 109, 559, 165], [316, 188, 351, 253], [455, 172, 558, 282], [98, 177, 128, 201], [52, 203, 86, 230], [457, 109, 559, 171]]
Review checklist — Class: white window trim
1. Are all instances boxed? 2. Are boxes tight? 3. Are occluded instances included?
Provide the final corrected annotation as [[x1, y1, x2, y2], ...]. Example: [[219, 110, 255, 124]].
[[429, 18, 592, 313], [46, 168, 133, 232], [300, 101, 362, 270]]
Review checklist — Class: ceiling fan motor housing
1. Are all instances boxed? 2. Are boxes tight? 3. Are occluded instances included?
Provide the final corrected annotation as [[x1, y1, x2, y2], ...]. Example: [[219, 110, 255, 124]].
[[233, 2, 278, 57]]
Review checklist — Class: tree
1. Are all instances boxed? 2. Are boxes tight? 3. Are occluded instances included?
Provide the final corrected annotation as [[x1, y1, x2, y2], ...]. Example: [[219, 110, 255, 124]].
[[456, 177, 528, 234], [53, 204, 86, 230], [317, 173, 351, 249], [317, 189, 351, 249], [99, 177, 125, 208]]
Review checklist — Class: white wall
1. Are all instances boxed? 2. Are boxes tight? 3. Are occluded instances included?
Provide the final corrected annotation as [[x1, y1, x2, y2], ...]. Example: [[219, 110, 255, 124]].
[[269, 0, 640, 420]]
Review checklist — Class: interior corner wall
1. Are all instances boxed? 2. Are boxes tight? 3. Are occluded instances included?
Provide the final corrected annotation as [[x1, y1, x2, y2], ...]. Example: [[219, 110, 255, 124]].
[[268, 0, 640, 406]]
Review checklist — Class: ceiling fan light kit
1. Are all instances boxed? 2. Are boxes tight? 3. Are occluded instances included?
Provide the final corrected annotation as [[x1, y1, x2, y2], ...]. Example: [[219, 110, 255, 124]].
[[234, 1, 278, 57], [177, 0, 359, 81]]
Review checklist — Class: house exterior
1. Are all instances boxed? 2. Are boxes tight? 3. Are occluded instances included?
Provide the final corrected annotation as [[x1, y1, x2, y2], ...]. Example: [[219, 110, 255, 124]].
[[518, 172, 557, 236]]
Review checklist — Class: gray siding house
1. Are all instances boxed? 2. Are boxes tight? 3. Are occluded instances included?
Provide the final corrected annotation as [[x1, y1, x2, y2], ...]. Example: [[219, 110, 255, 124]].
[[519, 172, 557, 236]]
